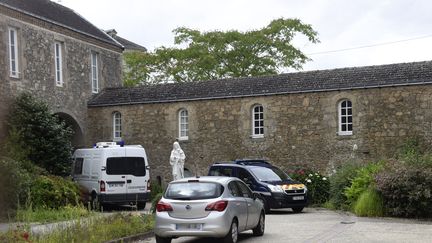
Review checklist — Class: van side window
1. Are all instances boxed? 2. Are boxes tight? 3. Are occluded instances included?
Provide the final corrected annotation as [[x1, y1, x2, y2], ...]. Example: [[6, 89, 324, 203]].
[[74, 158, 84, 175], [106, 157, 146, 176], [238, 168, 254, 185], [209, 167, 233, 177]]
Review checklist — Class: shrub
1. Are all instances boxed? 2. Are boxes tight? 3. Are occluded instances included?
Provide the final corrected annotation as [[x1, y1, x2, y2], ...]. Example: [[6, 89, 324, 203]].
[[0, 158, 32, 219], [30, 175, 81, 209], [150, 193, 163, 214], [344, 161, 383, 207], [328, 161, 362, 209], [290, 170, 330, 205], [375, 162, 432, 218], [150, 180, 164, 200], [353, 188, 384, 217], [8, 93, 73, 176]]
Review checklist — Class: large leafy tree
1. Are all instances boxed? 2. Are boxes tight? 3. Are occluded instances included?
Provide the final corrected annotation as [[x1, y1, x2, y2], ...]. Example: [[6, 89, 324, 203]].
[[8, 93, 73, 176], [124, 18, 319, 86]]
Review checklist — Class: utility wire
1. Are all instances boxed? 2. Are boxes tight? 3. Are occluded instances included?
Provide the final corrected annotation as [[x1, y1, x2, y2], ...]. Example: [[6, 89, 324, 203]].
[[307, 34, 432, 55]]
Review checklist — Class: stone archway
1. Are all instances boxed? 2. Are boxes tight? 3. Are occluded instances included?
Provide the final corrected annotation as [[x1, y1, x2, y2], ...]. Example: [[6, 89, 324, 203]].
[[55, 112, 84, 148]]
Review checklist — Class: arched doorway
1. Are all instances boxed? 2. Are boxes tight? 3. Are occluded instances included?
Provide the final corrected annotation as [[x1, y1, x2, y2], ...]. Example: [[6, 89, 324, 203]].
[[55, 112, 84, 148]]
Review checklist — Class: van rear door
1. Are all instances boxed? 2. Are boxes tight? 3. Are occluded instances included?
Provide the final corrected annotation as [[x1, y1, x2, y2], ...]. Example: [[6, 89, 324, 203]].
[[105, 156, 128, 199], [125, 148, 148, 201]]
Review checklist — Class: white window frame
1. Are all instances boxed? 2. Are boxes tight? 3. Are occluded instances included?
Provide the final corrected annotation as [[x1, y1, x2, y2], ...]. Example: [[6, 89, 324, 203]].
[[178, 109, 189, 140], [338, 99, 353, 136], [252, 104, 264, 138], [54, 42, 63, 87], [91, 52, 99, 93], [113, 112, 122, 141], [8, 27, 19, 78]]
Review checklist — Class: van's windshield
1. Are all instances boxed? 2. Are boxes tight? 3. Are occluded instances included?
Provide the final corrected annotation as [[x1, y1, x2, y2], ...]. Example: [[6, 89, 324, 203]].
[[106, 157, 146, 176], [249, 166, 291, 182]]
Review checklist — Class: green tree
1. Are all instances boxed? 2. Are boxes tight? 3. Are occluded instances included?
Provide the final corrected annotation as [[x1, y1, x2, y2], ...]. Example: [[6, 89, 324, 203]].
[[124, 18, 319, 86], [8, 93, 73, 176]]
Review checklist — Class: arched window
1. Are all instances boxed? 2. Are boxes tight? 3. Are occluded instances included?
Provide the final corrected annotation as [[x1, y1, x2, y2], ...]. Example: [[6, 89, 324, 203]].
[[113, 112, 122, 140], [178, 109, 188, 140], [252, 104, 264, 138], [338, 100, 353, 135]]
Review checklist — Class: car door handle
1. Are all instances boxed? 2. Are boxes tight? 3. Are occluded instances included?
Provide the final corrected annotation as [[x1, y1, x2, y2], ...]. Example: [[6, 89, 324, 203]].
[[127, 179, 132, 183], [121, 176, 125, 178], [248, 203, 251, 207]]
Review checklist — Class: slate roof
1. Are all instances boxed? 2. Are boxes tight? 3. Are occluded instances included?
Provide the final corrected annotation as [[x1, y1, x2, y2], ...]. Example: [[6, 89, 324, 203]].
[[106, 30, 147, 52], [88, 60, 432, 107], [0, 0, 122, 48]]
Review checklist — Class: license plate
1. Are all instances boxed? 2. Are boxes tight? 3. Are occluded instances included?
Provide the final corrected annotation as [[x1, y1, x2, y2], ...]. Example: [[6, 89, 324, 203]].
[[109, 183, 123, 187], [176, 223, 202, 230], [293, 196, 304, 200]]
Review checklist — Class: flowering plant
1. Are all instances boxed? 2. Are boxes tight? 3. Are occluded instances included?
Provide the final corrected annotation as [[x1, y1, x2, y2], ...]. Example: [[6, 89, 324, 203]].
[[289, 169, 330, 205]]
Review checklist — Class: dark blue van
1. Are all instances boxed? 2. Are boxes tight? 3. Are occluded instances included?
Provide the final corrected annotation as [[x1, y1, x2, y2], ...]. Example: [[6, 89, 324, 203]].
[[208, 159, 308, 213]]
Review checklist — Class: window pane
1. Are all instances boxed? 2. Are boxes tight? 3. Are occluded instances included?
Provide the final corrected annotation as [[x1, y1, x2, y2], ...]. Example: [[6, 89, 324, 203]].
[[259, 128, 264, 134], [347, 109, 352, 115], [348, 124, 353, 131], [342, 117, 346, 123], [348, 116, 352, 123], [255, 121, 259, 127], [255, 128, 260, 134], [341, 101, 346, 108], [341, 109, 346, 115], [259, 121, 264, 126], [107, 157, 146, 176], [347, 101, 352, 107], [342, 124, 347, 131]]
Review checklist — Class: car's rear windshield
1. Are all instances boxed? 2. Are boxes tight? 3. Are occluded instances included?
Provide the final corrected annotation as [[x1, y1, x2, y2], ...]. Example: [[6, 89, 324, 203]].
[[106, 157, 146, 176], [165, 182, 224, 200], [249, 166, 291, 182]]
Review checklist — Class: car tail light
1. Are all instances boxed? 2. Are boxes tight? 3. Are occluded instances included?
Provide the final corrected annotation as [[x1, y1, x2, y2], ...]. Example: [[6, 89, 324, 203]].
[[156, 201, 173, 212], [147, 181, 151, 192], [100, 180, 106, 192], [205, 200, 228, 212]]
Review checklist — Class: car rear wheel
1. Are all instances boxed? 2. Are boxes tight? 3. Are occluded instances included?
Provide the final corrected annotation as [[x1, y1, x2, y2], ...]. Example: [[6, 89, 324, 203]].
[[252, 211, 265, 236], [155, 235, 172, 243], [223, 220, 238, 243], [292, 207, 304, 213]]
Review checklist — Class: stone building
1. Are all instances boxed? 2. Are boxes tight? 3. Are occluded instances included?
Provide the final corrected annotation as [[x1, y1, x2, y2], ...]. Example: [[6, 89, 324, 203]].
[[0, 0, 124, 147], [88, 61, 432, 183]]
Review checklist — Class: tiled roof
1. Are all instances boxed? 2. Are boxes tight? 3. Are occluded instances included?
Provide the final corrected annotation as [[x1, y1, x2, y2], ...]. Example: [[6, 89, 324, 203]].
[[0, 0, 122, 48], [88, 60, 432, 107]]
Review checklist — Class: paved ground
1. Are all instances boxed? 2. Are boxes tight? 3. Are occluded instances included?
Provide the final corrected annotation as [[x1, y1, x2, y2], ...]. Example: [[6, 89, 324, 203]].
[[141, 208, 432, 243]]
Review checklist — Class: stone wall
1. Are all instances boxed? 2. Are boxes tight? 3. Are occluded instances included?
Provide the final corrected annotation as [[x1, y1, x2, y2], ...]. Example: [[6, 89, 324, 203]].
[[87, 84, 432, 184], [0, 12, 122, 146]]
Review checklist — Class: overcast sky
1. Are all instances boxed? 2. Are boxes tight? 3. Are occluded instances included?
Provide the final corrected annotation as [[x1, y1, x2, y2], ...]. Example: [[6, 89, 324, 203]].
[[60, 0, 432, 72]]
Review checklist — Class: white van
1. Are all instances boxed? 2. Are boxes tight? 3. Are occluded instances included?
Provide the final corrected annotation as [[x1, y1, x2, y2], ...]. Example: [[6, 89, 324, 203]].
[[72, 142, 150, 208]]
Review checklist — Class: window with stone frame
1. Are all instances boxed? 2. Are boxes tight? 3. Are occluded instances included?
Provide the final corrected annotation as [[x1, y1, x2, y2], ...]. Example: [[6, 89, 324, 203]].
[[91, 52, 99, 93], [113, 112, 122, 141], [338, 99, 353, 135], [54, 42, 63, 86], [178, 109, 189, 140], [8, 27, 19, 78], [252, 104, 264, 138]]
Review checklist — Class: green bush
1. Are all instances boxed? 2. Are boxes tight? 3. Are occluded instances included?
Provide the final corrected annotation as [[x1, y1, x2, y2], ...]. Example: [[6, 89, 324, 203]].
[[353, 188, 384, 217], [290, 169, 329, 205], [30, 175, 81, 209], [344, 161, 383, 207], [0, 158, 32, 219], [150, 180, 164, 200], [8, 93, 73, 176], [375, 162, 432, 218], [328, 161, 362, 209]]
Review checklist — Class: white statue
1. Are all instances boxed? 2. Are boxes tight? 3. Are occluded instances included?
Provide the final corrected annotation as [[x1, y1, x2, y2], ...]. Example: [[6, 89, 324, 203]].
[[170, 141, 186, 180]]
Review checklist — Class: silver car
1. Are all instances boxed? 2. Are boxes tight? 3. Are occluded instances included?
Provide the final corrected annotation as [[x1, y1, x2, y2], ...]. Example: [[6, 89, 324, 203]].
[[154, 176, 265, 243]]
